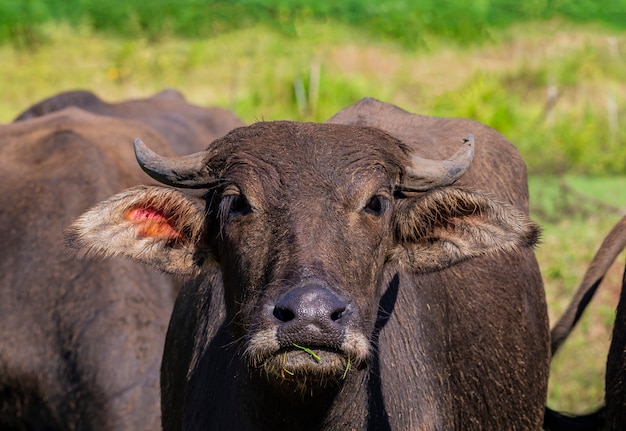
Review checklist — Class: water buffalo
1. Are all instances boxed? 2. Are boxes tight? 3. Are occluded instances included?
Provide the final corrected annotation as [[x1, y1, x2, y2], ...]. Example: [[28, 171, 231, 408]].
[[68, 98, 550, 430], [13, 89, 243, 156], [0, 93, 242, 430]]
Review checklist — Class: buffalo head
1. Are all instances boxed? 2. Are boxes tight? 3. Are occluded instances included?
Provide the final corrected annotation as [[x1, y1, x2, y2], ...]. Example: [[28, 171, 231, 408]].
[[68, 121, 539, 391]]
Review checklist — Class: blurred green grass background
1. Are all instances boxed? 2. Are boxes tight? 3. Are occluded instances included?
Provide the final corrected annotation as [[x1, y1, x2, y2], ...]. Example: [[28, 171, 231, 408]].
[[1, 0, 625, 417]]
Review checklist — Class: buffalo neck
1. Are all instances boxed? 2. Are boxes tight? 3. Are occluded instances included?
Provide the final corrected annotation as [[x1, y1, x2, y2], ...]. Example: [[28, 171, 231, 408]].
[[241, 366, 371, 431]]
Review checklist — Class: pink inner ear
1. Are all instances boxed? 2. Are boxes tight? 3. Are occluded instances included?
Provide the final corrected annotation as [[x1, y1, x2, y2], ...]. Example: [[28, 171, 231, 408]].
[[124, 207, 180, 240]]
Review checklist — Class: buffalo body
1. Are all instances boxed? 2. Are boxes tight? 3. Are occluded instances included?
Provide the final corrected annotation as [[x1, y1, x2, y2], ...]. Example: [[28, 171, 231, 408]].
[[0, 91, 243, 430], [69, 98, 550, 430]]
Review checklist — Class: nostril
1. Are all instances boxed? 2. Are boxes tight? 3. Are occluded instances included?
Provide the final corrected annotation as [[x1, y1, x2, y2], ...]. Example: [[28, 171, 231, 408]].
[[331, 307, 346, 321], [273, 306, 295, 322]]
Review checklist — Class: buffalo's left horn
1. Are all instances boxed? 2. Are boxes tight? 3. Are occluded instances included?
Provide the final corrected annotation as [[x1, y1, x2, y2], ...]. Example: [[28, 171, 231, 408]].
[[134, 138, 216, 188], [402, 134, 475, 191]]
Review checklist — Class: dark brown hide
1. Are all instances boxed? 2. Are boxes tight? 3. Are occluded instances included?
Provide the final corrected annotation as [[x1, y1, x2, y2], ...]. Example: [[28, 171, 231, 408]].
[[327, 99, 549, 429], [13, 89, 244, 155], [0, 91, 242, 431], [68, 98, 550, 430]]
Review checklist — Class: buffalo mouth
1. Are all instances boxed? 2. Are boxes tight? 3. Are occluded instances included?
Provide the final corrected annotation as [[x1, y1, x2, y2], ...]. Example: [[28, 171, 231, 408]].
[[264, 346, 351, 382], [246, 328, 370, 385]]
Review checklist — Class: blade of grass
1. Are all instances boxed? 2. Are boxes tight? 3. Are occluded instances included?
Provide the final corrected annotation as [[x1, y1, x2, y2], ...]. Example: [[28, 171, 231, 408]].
[[341, 356, 351, 380], [292, 344, 321, 362]]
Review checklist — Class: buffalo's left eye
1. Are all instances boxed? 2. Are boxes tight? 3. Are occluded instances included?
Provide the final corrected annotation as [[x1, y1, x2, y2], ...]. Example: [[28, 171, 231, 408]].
[[228, 194, 251, 216], [364, 195, 387, 216]]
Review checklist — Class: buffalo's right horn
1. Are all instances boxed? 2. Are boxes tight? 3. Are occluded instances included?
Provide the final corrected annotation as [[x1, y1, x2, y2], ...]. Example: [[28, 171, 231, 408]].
[[134, 138, 216, 188], [402, 134, 475, 191]]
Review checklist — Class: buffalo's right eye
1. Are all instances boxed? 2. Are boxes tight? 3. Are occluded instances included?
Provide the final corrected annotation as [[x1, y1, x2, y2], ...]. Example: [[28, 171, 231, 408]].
[[228, 194, 251, 216], [220, 187, 252, 221]]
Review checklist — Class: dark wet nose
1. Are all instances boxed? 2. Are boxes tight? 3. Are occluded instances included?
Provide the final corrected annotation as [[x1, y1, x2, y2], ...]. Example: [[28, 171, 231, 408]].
[[273, 284, 348, 346]]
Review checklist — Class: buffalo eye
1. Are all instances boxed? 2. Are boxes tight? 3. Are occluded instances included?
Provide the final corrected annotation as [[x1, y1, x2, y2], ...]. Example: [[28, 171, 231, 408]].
[[364, 195, 388, 216], [228, 195, 251, 216], [221, 187, 252, 219]]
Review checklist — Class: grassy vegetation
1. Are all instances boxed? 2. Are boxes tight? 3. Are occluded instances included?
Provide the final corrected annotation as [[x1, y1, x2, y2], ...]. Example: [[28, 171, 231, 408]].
[[3, 0, 626, 49], [2, 20, 625, 174], [530, 177, 626, 412], [1, 4, 626, 415]]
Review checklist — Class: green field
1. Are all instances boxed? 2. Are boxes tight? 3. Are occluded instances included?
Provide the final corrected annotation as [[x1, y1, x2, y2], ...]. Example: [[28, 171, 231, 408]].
[[3, 19, 626, 175], [2, 0, 626, 47], [2, 1, 626, 417], [530, 176, 626, 413]]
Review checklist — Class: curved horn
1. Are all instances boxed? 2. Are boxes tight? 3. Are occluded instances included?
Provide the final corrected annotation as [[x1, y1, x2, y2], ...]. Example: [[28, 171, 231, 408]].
[[134, 138, 215, 188], [402, 134, 475, 192]]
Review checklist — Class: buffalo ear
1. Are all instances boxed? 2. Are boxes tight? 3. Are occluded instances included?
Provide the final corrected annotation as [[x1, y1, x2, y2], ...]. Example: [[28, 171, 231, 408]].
[[66, 185, 210, 276], [390, 187, 540, 273]]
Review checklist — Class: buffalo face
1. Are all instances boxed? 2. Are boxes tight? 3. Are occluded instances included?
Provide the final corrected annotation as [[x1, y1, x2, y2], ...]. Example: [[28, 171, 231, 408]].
[[196, 123, 404, 387]]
